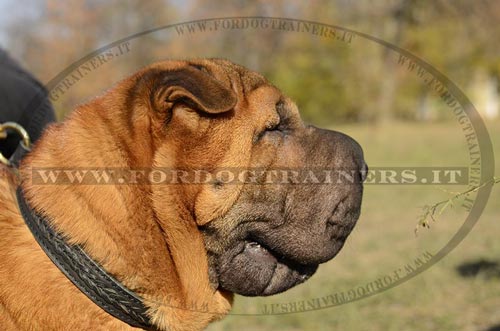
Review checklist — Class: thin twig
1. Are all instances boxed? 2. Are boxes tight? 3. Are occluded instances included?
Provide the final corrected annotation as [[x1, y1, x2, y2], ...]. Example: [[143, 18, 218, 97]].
[[415, 176, 500, 235]]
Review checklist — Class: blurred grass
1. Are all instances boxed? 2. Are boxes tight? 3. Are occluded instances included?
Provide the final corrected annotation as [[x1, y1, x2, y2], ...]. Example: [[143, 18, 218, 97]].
[[207, 119, 500, 331]]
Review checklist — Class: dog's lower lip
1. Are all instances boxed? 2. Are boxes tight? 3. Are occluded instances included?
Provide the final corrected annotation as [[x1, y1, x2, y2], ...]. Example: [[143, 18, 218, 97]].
[[244, 240, 276, 264], [245, 239, 314, 269], [243, 240, 318, 295], [217, 239, 319, 296]]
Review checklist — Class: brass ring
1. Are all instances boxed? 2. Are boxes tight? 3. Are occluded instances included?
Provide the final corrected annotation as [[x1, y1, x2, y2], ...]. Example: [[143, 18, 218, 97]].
[[0, 122, 31, 166]]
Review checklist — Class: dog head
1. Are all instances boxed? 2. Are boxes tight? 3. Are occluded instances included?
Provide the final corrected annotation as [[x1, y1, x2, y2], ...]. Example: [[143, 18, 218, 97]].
[[124, 58, 365, 297]]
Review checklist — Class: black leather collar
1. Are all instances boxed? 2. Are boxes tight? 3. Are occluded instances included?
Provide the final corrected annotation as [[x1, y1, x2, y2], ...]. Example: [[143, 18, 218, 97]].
[[16, 186, 154, 330], [3, 60, 152, 328]]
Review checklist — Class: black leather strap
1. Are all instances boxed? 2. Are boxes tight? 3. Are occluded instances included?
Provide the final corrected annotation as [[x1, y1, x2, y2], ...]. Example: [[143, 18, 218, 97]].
[[2, 49, 153, 329], [16, 187, 154, 330]]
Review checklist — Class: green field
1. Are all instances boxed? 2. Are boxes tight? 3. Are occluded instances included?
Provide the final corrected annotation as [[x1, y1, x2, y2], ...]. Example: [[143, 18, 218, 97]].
[[207, 119, 500, 331]]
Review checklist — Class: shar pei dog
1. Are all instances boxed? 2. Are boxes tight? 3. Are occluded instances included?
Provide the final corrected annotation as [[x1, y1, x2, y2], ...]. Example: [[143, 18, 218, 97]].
[[0, 58, 366, 330]]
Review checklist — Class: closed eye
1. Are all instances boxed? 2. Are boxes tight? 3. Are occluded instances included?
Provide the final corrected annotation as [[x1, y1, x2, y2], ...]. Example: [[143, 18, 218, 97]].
[[265, 120, 280, 132], [254, 126, 277, 143]]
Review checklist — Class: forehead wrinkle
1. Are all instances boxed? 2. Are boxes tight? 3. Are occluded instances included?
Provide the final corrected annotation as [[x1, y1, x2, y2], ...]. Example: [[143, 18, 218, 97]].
[[241, 71, 267, 95], [206, 58, 268, 95]]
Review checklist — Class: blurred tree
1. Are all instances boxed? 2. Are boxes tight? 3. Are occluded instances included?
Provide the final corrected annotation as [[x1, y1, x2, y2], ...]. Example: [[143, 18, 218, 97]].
[[4, 0, 176, 118], [2, 0, 499, 123]]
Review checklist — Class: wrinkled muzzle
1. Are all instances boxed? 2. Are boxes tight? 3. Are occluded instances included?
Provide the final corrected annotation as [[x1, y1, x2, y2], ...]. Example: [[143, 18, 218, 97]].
[[202, 126, 366, 296]]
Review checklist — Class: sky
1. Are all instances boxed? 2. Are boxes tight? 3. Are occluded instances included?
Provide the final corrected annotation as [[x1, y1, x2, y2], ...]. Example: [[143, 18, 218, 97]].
[[0, 0, 189, 48], [0, 0, 41, 48], [0, 0, 9, 47]]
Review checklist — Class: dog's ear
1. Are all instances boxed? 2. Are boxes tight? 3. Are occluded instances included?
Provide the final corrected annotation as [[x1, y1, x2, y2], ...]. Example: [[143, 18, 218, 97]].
[[150, 66, 237, 115]]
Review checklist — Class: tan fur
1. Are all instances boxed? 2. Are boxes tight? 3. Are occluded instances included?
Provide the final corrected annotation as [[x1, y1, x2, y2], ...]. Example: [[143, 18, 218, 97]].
[[0, 59, 283, 330]]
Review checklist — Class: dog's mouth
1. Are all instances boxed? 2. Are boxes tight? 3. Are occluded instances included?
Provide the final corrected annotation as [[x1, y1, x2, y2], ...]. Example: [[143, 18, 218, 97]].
[[204, 200, 360, 297], [202, 175, 363, 297], [214, 236, 318, 296]]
